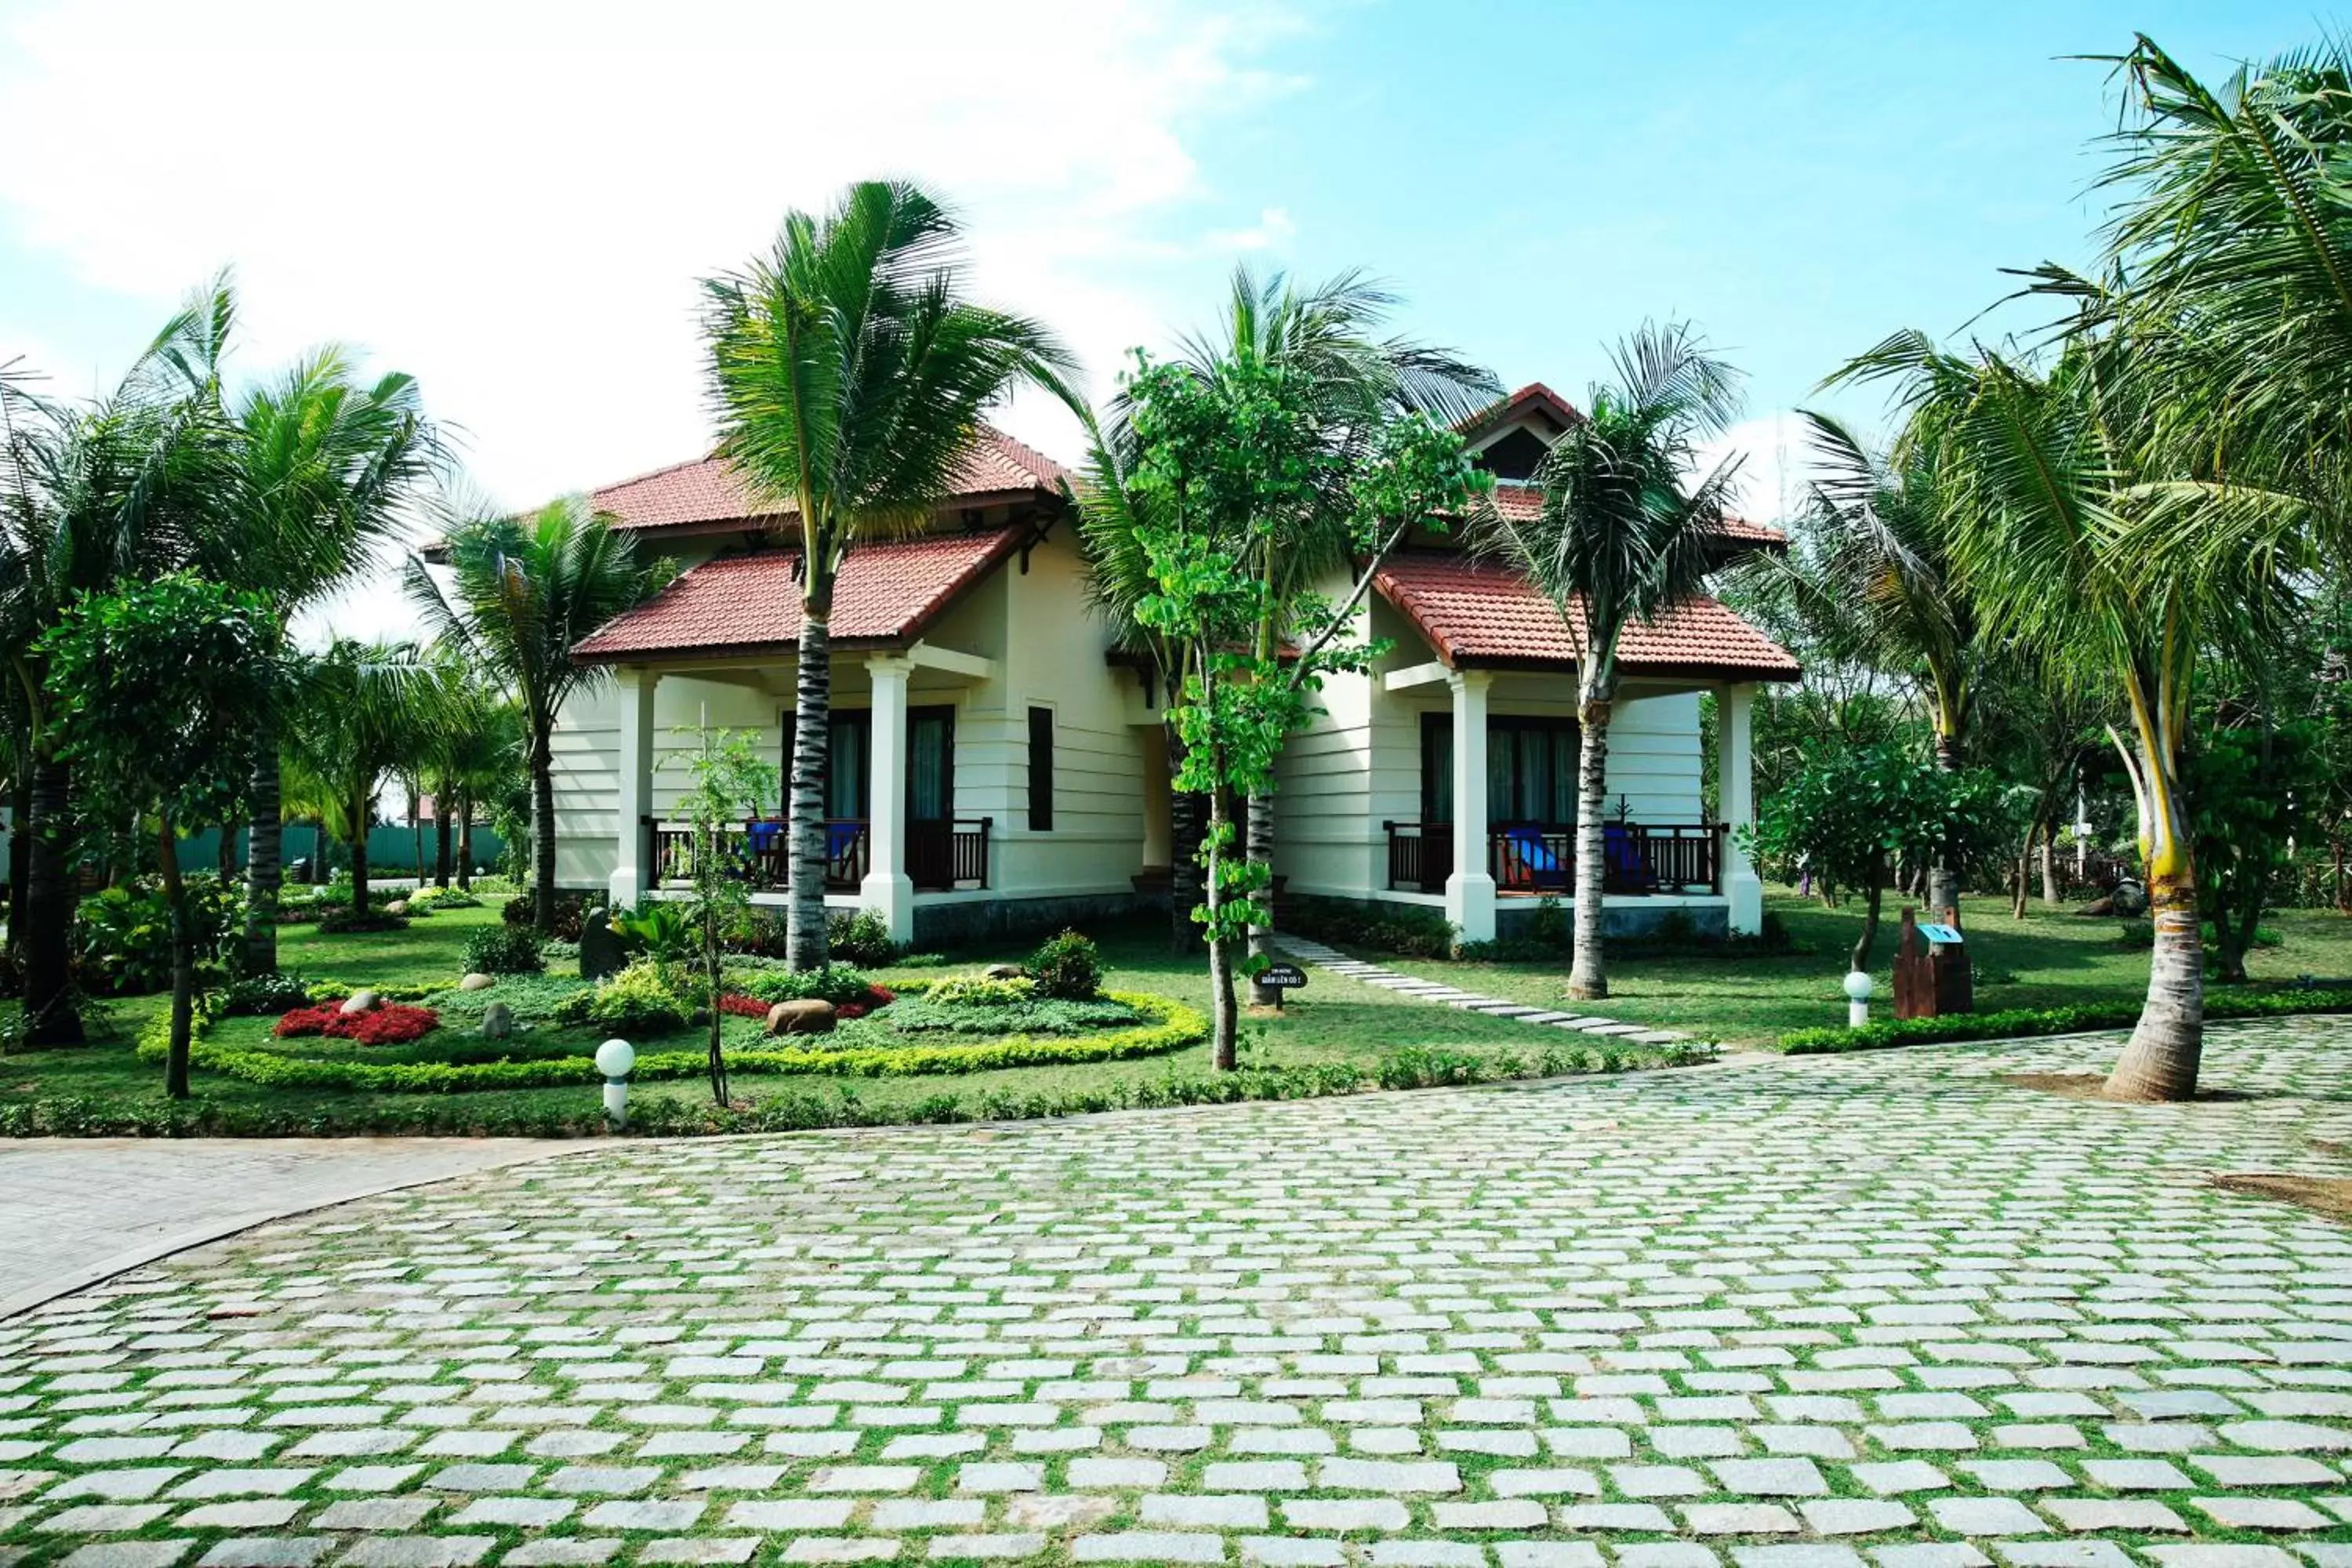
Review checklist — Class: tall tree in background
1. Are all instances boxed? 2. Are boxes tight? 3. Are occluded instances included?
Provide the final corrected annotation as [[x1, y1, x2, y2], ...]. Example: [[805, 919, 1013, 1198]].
[[0, 304, 232, 1043], [1479, 322, 1744, 1001], [279, 640, 440, 921], [407, 498, 670, 931], [700, 180, 1078, 970]]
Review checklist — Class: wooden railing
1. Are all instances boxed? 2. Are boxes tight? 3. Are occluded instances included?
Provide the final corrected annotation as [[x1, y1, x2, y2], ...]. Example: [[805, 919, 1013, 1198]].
[[1382, 821, 1722, 897], [646, 816, 988, 894]]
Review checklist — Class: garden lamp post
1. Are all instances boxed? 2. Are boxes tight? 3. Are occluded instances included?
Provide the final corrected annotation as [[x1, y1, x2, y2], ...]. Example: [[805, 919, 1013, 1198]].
[[596, 1037, 636, 1130], [1842, 970, 1874, 1029]]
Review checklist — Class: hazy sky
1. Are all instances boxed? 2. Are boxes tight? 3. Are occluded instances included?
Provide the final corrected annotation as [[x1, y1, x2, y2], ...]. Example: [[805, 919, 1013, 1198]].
[[0, 1, 2321, 638]]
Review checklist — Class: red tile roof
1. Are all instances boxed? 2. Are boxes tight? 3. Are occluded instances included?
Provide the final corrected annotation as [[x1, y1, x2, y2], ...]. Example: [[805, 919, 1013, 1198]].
[[591, 426, 1073, 534], [1374, 551, 1799, 681], [1489, 482, 1788, 550], [1460, 381, 1586, 438], [573, 527, 1025, 662]]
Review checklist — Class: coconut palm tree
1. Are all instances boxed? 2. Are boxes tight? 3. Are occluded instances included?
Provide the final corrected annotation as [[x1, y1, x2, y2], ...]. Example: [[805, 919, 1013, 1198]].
[[0, 309, 234, 1043], [699, 179, 1078, 970], [405, 496, 670, 930], [278, 640, 440, 920], [1833, 324, 2300, 1102], [1788, 412, 1979, 912], [1476, 321, 1745, 1001]]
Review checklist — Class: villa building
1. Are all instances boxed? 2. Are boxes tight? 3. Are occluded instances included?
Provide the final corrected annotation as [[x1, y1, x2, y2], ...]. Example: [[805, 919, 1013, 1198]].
[[553, 385, 1798, 945]]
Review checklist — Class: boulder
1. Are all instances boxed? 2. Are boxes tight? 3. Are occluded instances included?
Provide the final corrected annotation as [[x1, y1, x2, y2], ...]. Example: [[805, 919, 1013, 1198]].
[[339, 989, 378, 1015], [385, 899, 409, 916], [2111, 880, 2149, 916], [983, 964, 1025, 981], [481, 1001, 514, 1039], [459, 972, 495, 992], [766, 998, 837, 1036], [579, 906, 626, 979]]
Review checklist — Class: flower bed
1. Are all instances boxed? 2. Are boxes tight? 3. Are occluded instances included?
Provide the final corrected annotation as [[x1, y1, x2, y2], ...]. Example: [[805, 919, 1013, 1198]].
[[274, 1001, 441, 1046]]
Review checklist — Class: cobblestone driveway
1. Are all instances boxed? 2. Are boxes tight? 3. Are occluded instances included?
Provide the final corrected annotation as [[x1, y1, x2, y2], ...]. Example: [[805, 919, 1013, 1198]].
[[5, 1019, 2350, 1568]]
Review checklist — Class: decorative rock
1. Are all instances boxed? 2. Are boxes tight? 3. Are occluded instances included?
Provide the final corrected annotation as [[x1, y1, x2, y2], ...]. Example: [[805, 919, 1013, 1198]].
[[384, 900, 409, 916], [767, 999, 837, 1036], [339, 990, 379, 1016], [459, 974, 495, 992], [983, 964, 1025, 981], [579, 907, 626, 980], [481, 1003, 514, 1040]]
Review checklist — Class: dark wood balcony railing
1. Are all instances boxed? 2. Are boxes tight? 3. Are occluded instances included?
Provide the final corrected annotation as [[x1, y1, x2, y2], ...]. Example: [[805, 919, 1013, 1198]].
[[1382, 821, 1722, 897], [646, 816, 989, 894]]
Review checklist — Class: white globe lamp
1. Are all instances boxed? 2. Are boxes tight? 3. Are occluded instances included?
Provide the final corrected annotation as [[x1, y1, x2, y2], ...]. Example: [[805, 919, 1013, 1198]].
[[596, 1037, 637, 1129], [1842, 970, 1875, 1029]]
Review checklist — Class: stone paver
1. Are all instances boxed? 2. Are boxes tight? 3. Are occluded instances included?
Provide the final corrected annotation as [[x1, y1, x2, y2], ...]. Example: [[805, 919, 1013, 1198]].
[[3, 1015, 2350, 1567], [1274, 934, 1690, 1041]]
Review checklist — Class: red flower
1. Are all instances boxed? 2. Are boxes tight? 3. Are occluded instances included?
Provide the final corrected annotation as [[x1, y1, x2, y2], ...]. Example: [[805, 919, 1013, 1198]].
[[274, 1000, 439, 1045], [718, 993, 771, 1018]]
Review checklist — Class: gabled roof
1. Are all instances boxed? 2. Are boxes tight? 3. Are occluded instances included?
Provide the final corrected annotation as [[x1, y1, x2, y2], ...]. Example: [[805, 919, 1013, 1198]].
[[1459, 382, 1585, 441], [1489, 483, 1788, 550], [572, 527, 1025, 663], [590, 426, 1073, 535], [1374, 551, 1799, 682]]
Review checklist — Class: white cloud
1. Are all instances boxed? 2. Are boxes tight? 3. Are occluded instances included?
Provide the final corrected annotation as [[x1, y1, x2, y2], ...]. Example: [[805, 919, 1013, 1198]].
[[0, 0, 1304, 540], [1206, 205, 1296, 252], [1694, 412, 1814, 528]]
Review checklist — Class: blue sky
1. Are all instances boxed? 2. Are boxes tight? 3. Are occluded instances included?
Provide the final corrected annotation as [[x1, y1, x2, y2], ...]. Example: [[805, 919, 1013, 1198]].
[[0, 0, 2325, 626]]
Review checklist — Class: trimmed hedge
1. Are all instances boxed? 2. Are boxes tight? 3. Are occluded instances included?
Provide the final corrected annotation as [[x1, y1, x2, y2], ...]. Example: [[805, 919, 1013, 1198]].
[[1777, 987, 2352, 1055], [136, 989, 1210, 1095]]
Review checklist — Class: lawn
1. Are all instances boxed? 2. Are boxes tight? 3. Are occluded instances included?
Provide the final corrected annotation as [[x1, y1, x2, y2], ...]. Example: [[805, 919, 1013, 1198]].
[[1, 904, 1664, 1137], [1343, 889, 2352, 1046]]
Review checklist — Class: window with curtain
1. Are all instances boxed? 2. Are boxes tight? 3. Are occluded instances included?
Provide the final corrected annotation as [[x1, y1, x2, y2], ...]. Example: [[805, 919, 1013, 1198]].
[[909, 708, 954, 821], [1421, 713, 1578, 826]]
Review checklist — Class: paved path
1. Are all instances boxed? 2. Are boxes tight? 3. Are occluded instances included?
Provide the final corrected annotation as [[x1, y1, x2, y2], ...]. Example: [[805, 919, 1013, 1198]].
[[4, 1018, 2350, 1568], [0, 1138, 569, 1321], [1276, 934, 1688, 1043]]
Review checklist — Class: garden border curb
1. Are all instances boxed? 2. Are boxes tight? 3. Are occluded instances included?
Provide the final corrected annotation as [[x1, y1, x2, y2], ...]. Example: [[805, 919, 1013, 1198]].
[[0, 1141, 584, 1323]]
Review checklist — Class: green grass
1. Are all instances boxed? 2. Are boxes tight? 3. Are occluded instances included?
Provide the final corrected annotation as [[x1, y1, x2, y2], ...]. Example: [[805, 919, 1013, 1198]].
[[2, 905, 1610, 1133], [1345, 889, 2352, 1046]]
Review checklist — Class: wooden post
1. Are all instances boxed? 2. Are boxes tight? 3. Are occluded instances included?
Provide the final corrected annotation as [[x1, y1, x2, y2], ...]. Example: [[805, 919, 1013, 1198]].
[[1930, 903, 1973, 1015], [1893, 906, 1932, 1020]]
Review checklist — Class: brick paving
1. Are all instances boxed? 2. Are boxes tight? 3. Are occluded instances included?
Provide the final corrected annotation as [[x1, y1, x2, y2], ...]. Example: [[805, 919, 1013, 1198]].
[[1272, 938, 1688, 1044], [3, 1017, 2350, 1567]]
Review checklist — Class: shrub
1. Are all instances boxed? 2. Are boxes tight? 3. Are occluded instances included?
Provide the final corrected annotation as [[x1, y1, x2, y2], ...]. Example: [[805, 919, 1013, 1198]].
[[1027, 930, 1102, 1000], [1280, 896, 1457, 960], [419, 974, 593, 1025], [220, 971, 314, 1017], [74, 880, 242, 996], [557, 959, 690, 1033], [2117, 918, 2154, 949], [729, 964, 879, 1009], [405, 886, 481, 910], [885, 993, 1141, 1037], [502, 894, 533, 927], [612, 901, 698, 963], [1776, 986, 2352, 1055], [502, 891, 590, 939], [926, 975, 1036, 1007], [463, 925, 546, 975], [829, 908, 900, 967], [274, 1000, 441, 1045], [315, 907, 408, 935], [718, 993, 774, 1019]]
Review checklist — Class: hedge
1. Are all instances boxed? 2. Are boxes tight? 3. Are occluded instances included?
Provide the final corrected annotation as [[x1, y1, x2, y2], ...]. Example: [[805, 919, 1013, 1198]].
[[136, 990, 1210, 1095], [1777, 987, 2352, 1055], [9, 1036, 1715, 1139]]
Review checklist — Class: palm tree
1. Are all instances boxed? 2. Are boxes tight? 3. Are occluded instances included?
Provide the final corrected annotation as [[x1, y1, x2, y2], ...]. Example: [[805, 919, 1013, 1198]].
[[208, 348, 436, 971], [436, 680, 524, 892], [1833, 324, 2299, 1102], [406, 497, 670, 930], [699, 179, 1078, 970], [0, 308, 234, 1043], [1477, 322, 1744, 1001], [1791, 412, 1979, 912], [278, 641, 439, 920]]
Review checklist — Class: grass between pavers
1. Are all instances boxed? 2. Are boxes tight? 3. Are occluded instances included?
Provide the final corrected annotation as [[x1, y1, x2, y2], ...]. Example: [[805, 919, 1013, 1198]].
[[0, 906, 1704, 1137], [1320, 891, 2352, 1047]]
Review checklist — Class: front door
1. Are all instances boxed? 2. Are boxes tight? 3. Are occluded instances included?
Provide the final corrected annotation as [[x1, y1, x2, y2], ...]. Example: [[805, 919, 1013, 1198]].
[[906, 706, 956, 889]]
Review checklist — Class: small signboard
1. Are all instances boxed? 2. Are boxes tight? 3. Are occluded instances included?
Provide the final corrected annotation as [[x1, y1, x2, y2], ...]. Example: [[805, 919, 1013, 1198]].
[[1258, 964, 1308, 989], [1916, 923, 1963, 946]]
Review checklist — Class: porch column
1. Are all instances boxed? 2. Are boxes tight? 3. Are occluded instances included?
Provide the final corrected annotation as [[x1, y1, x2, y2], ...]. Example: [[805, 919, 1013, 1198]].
[[1446, 670, 1496, 942], [608, 666, 659, 909], [861, 654, 916, 944], [1719, 681, 1763, 935]]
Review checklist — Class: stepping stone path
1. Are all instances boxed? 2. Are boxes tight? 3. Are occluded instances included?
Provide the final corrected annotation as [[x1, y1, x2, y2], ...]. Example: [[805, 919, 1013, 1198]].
[[3, 1017, 2349, 1568], [1274, 933, 1690, 1044]]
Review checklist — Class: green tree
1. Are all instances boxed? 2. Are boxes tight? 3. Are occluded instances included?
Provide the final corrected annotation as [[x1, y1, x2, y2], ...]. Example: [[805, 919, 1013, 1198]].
[[2182, 719, 2327, 982], [278, 640, 438, 920], [406, 497, 670, 931], [1478, 322, 1744, 1001], [1742, 744, 2004, 973], [662, 727, 779, 1104], [699, 180, 1076, 971], [38, 574, 278, 1097]]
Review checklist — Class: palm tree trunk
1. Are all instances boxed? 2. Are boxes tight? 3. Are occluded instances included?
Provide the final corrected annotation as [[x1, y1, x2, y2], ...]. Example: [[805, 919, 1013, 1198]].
[[434, 792, 452, 888], [530, 728, 557, 932], [2104, 753, 2202, 1102], [409, 793, 423, 895], [1928, 730, 1962, 914], [1245, 789, 1276, 1005], [1204, 758, 1238, 1073], [6, 766, 31, 968], [1167, 720, 1203, 953], [786, 610, 833, 971], [350, 789, 373, 919], [456, 793, 474, 892], [23, 752, 83, 1045], [158, 814, 194, 1099], [1568, 683, 1612, 1002]]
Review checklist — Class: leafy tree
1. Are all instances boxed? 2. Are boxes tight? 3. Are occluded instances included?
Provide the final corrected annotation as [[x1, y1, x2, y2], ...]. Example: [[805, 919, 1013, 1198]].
[[1477, 322, 1744, 1001], [37, 574, 278, 1097], [407, 497, 670, 931], [0, 301, 234, 1043], [1742, 744, 2005, 973], [278, 640, 438, 920], [662, 728, 779, 1104], [2181, 719, 2328, 982], [699, 180, 1076, 971]]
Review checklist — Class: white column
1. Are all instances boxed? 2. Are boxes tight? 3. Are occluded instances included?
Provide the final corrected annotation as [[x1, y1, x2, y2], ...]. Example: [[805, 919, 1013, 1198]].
[[861, 655, 916, 944], [1444, 670, 1496, 942], [608, 666, 659, 909], [1719, 681, 1763, 935]]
